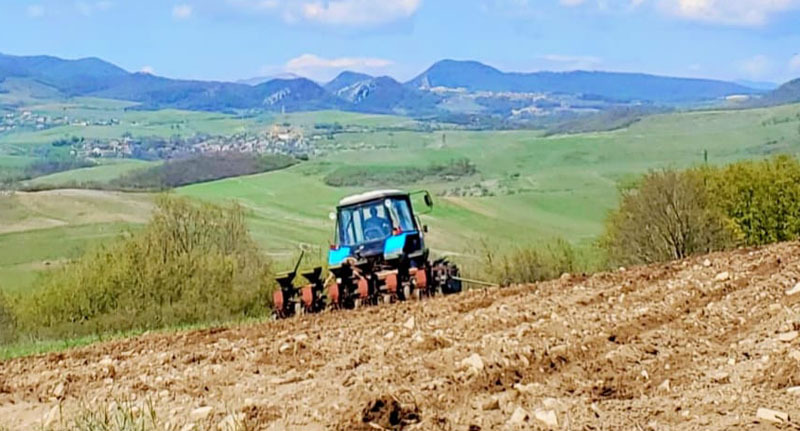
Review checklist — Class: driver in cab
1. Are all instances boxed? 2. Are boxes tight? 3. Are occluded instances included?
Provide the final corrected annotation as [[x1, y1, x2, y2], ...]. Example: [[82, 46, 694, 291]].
[[363, 205, 392, 240]]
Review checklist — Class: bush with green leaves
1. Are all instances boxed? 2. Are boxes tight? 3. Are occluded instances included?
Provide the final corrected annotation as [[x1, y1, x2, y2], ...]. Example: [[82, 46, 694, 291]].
[[12, 195, 274, 340], [0, 292, 16, 344], [704, 155, 800, 246], [473, 238, 583, 285], [601, 169, 737, 267]]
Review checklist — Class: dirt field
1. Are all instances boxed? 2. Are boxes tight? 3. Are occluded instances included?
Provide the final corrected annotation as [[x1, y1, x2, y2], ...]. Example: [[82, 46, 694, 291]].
[[2, 242, 800, 430]]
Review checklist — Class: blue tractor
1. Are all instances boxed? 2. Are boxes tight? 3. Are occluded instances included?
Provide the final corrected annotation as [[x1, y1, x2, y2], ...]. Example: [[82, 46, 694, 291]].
[[273, 189, 462, 318]]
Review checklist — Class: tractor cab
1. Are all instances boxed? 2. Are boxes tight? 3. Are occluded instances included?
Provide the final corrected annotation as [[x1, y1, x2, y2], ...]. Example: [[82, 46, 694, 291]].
[[328, 189, 432, 268]]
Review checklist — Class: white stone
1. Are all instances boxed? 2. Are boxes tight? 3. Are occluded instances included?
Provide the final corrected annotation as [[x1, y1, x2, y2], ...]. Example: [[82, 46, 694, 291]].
[[482, 397, 500, 411], [403, 316, 415, 330], [756, 408, 789, 424], [508, 407, 529, 425], [778, 331, 798, 342], [53, 383, 65, 398], [513, 383, 537, 396], [789, 350, 800, 361], [190, 406, 213, 421], [703, 259, 712, 267], [460, 353, 484, 372], [384, 331, 395, 339], [43, 405, 60, 428], [786, 386, 800, 395], [709, 371, 729, 383], [715, 272, 730, 281], [534, 409, 559, 428], [216, 413, 244, 431], [279, 343, 291, 353], [658, 379, 670, 392], [787, 283, 800, 296]]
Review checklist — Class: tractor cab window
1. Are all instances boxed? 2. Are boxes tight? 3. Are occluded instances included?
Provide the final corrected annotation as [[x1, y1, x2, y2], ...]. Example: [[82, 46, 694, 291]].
[[337, 197, 417, 246], [337, 202, 390, 245], [389, 199, 415, 233]]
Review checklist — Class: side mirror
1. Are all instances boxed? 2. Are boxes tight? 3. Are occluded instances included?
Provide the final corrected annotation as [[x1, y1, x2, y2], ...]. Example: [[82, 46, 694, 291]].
[[423, 225, 429, 233], [424, 193, 433, 208]]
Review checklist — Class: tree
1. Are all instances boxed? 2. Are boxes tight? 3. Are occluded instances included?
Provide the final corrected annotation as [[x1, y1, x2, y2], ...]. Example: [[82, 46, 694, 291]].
[[602, 169, 737, 266], [705, 155, 800, 246]]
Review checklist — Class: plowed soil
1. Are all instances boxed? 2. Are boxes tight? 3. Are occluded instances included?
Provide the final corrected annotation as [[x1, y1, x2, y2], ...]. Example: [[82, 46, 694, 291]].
[[2, 242, 800, 430]]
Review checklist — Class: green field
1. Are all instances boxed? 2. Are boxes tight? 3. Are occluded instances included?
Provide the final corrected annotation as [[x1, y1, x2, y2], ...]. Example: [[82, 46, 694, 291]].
[[23, 159, 157, 188], [0, 190, 152, 292], [2, 102, 800, 292]]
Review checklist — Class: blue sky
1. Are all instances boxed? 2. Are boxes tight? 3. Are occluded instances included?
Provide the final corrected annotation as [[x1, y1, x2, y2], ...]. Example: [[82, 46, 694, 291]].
[[2, 0, 800, 84]]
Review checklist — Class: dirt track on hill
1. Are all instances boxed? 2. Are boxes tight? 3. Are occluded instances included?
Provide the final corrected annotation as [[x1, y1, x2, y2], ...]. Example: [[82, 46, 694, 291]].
[[2, 242, 800, 430]]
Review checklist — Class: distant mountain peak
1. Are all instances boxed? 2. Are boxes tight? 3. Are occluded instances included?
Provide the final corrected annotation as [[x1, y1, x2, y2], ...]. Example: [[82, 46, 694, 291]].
[[237, 73, 302, 86], [324, 71, 375, 93]]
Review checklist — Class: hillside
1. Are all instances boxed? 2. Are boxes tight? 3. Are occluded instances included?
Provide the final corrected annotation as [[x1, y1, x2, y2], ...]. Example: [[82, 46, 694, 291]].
[[330, 75, 442, 115], [759, 78, 800, 106], [0, 53, 771, 119], [408, 59, 760, 103], [4, 102, 800, 292], [2, 242, 799, 430]]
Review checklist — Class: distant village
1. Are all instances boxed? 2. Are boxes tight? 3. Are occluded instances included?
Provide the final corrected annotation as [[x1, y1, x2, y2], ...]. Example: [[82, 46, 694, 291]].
[[70, 124, 313, 160], [0, 111, 120, 133]]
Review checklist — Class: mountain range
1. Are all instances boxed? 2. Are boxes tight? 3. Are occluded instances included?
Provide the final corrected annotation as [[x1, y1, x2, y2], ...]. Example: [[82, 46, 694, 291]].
[[1, 52, 797, 119]]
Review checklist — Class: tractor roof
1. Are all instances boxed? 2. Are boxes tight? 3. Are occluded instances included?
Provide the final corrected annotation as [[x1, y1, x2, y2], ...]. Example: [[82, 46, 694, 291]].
[[338, 189, 408, 207]]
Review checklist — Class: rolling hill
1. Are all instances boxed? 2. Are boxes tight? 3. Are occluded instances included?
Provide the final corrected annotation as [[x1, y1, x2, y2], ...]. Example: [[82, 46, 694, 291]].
[[0, 52, 777, 118], [758, 78, 800, 106], [408, 59, 760, 103], [327, 74, 441, 115]]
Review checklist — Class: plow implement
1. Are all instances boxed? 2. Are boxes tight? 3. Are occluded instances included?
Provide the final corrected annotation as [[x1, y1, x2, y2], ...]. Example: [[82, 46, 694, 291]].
[[273, 189, 486, 319]]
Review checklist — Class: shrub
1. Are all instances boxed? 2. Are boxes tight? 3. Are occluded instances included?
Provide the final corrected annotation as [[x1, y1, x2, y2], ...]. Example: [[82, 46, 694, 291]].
[[0, 292, 16, 344], [705, 155, 800, 246], [12, 195, 274, 340], [473, 238, 583, 285], [601, 169, 737, 267]]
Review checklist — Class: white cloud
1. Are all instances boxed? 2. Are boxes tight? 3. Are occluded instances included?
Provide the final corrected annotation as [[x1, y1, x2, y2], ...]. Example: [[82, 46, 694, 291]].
[[790, 55, 800, 73], [27, 4, 45, 18], [279, 53, 394, 81], [658, 0, 800, 26], [227, 0, 421, 26], [740, 55, 772, 78], [545, 0, 799, 25], [140, 66, 155, 75], [173, 4, 193, 19]]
